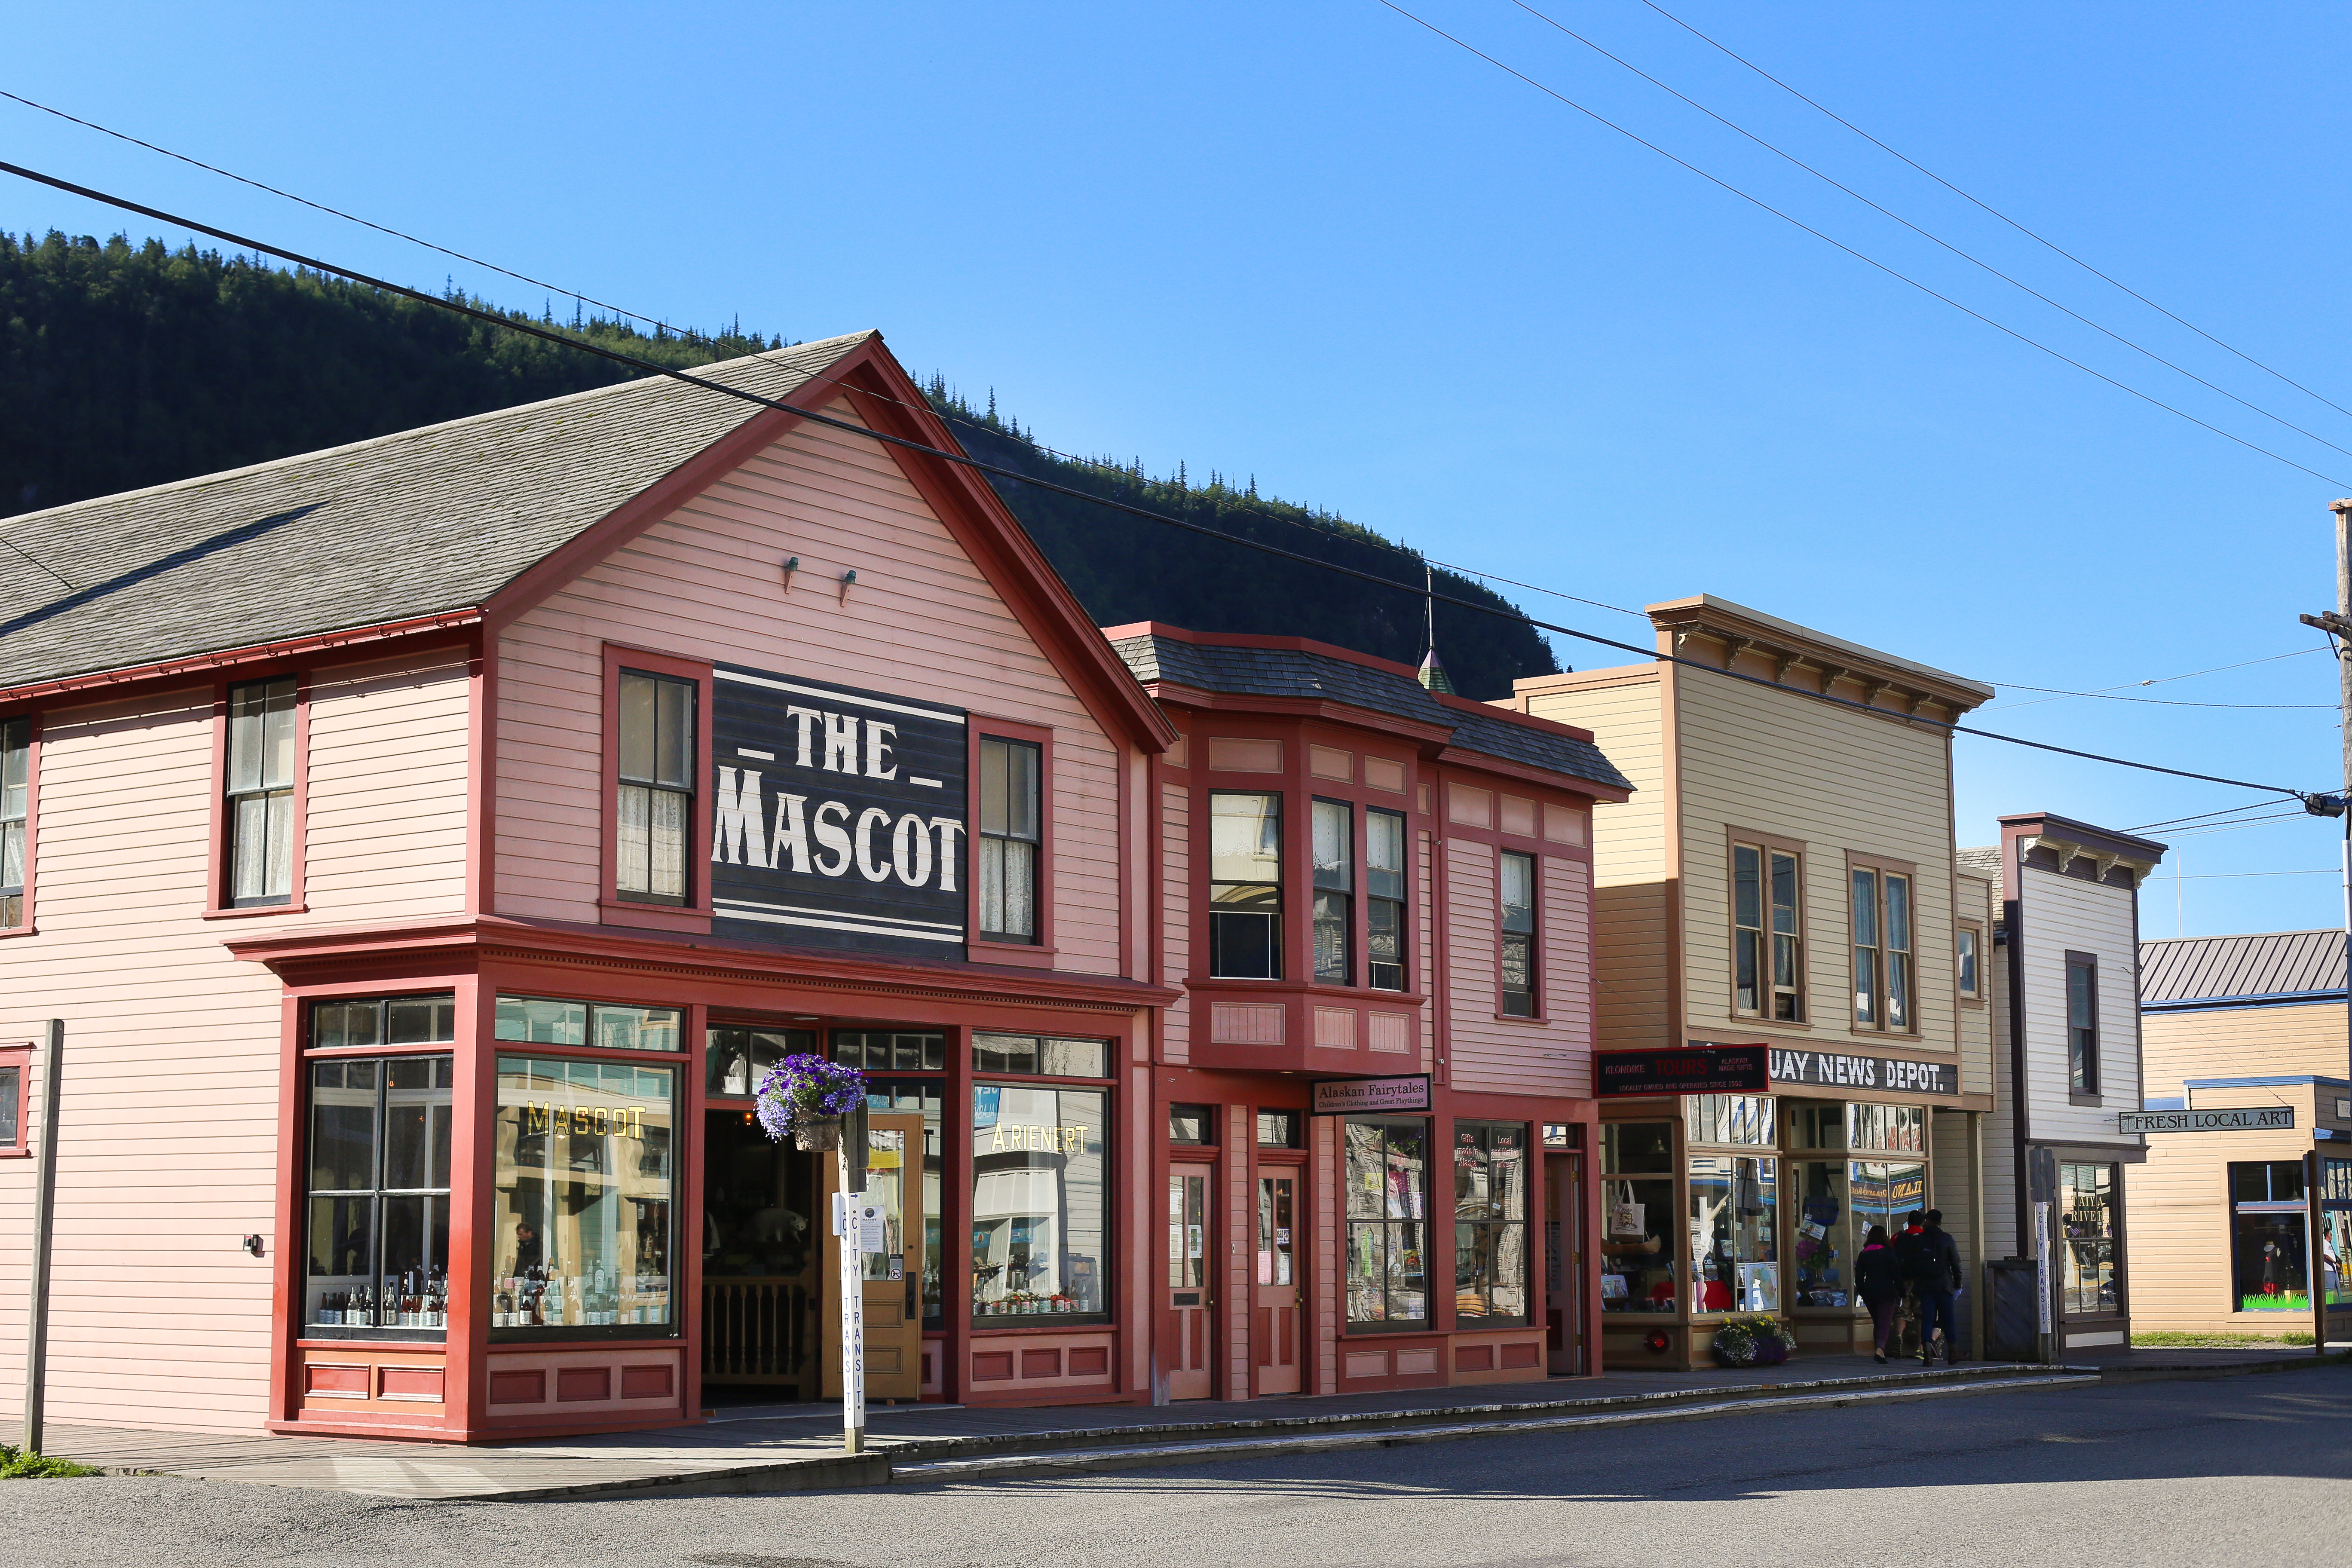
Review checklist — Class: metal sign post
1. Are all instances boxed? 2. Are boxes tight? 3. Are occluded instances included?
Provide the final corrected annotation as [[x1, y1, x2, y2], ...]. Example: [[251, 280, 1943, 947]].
[[2309, 1150, 2326, 1361], [834, 1101, 869, 1455], [22, 1020, 61, 1455], [2032, 1200, 2054, 1365]]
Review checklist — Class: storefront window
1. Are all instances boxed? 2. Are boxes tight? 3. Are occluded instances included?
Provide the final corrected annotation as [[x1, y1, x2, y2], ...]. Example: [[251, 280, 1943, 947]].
[[833, 1030, 947, 1072], [2060, 1162, 2119, 1317], [1453, 1122, 1529, 1326], [1600, 1121, 1676, 1313], [1792, 1160, 1850, 1308], [1344, 1118, 1429, 1327], [973, 1033, 1110, 1077], [1787, 1101, 1846, 1150], [2230, 1160, 2309, 1314], [1689, 1154, 1778, 1313], [304, 1052, 453, 1337], [706, 1025, 815, 1096], [2325, 1158, 2352, 1311], [971, 1084, 1108, 1321], [1850, 1159, 1928, 1238], [867, 1076, 946, 1326], [490, 1055, 677, 1337], [495, 995, 681, 1051], [1169, 1102, 1215, 1144], [1685, 1094, 1775, 1147], [1849, 1102, 1926, 1153]]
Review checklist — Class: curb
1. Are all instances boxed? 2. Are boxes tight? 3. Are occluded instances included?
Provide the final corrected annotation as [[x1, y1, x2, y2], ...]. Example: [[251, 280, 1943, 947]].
[[2076, 1348, 2352, 1385]]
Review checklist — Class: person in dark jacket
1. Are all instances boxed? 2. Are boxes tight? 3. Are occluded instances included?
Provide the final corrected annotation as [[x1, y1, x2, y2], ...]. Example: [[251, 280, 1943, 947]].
[[1853, 1224, 1904, 1364], [1907, 1208, 1964, 1363]]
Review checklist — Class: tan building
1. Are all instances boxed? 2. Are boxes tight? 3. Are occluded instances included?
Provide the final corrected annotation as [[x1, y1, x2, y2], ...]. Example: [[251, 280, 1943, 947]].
[[1500, 596, 1996, 1367], [2129, 931, 2352, 1341]]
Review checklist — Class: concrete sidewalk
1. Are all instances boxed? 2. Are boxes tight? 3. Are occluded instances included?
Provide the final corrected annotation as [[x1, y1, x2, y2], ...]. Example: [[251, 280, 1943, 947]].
[[43, 1356, 2097, 1501]]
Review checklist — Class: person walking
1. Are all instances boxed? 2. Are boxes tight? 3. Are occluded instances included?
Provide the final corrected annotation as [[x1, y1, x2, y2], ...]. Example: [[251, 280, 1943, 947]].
[[1854, 1224, 1904, 1364], [1905, 1208, 1964, 1364]]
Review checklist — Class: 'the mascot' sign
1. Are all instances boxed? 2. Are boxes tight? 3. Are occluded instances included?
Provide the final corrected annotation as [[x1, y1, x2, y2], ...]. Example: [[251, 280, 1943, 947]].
[[708, 664, 968, 958]]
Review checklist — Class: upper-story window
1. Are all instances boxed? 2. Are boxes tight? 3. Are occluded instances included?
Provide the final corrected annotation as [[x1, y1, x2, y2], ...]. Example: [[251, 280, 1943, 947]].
[[227, 677, 297, 907], [1733, 842, 1803, 1022], [1499, 850, 1537, 1018], [2066, 952, 2099, 1093], [1366, 808, 1407, 992], [1957, 925, 1981, 1001], [616, 670, 695, 905], [977, 736, 1042, 943], [1311, 799, 1352, 985], [1850, 865, 1912, 1032], [0, 718, 28, 927], [1210, 791, 1282, 979]]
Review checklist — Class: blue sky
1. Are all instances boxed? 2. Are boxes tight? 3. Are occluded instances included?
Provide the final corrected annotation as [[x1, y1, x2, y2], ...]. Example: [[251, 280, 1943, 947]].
[[9, 1, 2350, 937]]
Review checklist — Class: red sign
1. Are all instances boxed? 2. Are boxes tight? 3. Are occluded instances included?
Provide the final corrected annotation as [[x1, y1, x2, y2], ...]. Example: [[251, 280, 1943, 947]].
[[1595, 1045, 1769, 1096]]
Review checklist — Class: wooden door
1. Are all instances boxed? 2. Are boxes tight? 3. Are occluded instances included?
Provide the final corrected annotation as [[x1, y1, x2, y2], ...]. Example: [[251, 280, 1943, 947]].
[[822, 1114, 925, 1401], [1254, 1172, 1302, 1396], [1164, 1164, 1213, 1400], [1546, 1152, 1584, 1375]]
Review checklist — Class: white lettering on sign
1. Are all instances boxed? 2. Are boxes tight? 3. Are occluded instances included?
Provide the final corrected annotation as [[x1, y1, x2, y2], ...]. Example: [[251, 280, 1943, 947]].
[[713, 739, 964, 893], [2119, 1106, 2296, 1134]]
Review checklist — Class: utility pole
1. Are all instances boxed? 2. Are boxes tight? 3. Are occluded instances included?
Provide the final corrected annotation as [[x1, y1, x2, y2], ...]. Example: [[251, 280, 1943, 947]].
[[2298, 501, 2352, 1088]]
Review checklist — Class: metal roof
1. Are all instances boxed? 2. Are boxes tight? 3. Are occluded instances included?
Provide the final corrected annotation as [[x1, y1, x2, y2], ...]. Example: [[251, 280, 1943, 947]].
[[1110, 631, 1632, 795], [2138, 929, 2347, 1008], [0, 334, 873, 692]]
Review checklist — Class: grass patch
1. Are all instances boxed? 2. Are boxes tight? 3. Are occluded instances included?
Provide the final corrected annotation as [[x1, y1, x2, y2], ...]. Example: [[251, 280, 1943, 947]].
[[2131, 1330, 2315, 1348], [0, 1444, 100, 1478]]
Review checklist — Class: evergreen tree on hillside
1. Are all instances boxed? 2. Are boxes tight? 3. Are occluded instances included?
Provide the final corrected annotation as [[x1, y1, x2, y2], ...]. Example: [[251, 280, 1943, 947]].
[[0, 230, 1561, 697]]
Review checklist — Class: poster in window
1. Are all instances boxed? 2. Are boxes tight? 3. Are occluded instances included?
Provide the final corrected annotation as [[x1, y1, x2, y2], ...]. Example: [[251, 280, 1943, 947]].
[[708, 664, 970, 959]]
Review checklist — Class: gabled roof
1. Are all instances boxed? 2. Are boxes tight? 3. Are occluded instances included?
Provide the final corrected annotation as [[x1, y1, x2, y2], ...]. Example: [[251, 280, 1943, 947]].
[[2139, 929, 2347, 1009], [0, 334, 876, 694], [1105, 624, 1632, 796]]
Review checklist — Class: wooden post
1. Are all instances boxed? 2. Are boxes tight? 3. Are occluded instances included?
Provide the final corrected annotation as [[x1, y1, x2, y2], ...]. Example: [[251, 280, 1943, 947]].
[[22, 1020, 62, 1453], [2309, 1149, 2326, 1360]]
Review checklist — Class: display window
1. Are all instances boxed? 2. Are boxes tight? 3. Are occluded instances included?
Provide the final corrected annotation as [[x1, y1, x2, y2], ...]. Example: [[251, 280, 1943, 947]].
[[1689, 1155, 1778, 1314], [490, 1055, 677, 1338], [495, 994, 681, 1052], [706, 1025, 816, 1096], [2324, 1157, 2352, 1312], [1344, 1117, 1429, 1328], [2059, 1163, 2119, 1317], [1792, 1157, 1924, 1309], [2230, 1160, 2309, 1314], [304, 1053, 453, 1338], [971, 1084, 1109, 1322], [1684, 1094, 1775, 1147], [1452, 1122, 1529, 1326], [1599, 1121, 1676, 1313]]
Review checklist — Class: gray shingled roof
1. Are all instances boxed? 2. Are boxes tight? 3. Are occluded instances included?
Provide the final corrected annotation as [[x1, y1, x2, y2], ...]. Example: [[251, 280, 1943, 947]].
[[1954, 845, 2002, 878], [2140, 929, 2347, 1007], [0, 334, 874, 691], [1111, 632, 1630, 793]]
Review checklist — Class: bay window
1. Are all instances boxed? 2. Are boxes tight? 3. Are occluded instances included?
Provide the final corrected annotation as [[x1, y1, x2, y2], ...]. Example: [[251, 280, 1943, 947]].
[[977, 735, 1041, 942], [616, 669, 695, 904], [1312, 798, 1352, 985], [1210, 791, 1283, 979]]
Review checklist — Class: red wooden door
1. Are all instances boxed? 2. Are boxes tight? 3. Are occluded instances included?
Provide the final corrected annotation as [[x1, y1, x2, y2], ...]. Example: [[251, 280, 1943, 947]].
[[1254, 1172, 1302, 1396], [1165, 1164, 1213, 1400]]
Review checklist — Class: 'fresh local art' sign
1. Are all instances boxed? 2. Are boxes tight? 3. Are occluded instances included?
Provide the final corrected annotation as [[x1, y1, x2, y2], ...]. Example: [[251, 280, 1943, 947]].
[[707, 664, 969, 958], [2118, 1106, 2295, 1134]]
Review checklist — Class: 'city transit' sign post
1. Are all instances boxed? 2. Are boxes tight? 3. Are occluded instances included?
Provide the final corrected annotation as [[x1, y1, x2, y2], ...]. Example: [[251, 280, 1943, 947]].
[[2118, 1107, 2296, 1134]]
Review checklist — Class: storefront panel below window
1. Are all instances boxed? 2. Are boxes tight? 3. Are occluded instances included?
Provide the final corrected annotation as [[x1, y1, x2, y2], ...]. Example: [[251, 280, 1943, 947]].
[[1345, 1118, 1429, 1329], [491, 1055, 677, 1338], [1690, 1154, 1778, 1314], [972, 1084, 1109, 1322]]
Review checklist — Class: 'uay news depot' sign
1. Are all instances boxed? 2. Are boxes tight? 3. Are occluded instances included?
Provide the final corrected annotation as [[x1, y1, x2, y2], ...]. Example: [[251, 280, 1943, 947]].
[[707, 664, 969, 959]]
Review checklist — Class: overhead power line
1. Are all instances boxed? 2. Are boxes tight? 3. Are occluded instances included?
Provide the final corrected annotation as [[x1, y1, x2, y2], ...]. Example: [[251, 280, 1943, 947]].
[[1369, 0, 2352, 489], [1632, 0, 2352, 426], [0, 158, 2324, 807]]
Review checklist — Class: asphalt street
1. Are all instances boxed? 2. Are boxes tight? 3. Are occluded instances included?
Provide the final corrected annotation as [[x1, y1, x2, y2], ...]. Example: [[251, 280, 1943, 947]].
[[6, 1367, 2347, 1568]]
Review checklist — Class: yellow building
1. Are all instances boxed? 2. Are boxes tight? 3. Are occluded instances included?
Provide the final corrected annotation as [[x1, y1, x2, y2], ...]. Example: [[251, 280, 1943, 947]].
[[2131, 931, 2352, 1341], [1501, 596, 1996, 1368]]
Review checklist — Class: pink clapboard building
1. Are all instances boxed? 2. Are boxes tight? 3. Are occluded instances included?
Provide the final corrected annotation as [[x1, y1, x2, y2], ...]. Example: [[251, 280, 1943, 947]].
[[0, 331, 1628, 1441]]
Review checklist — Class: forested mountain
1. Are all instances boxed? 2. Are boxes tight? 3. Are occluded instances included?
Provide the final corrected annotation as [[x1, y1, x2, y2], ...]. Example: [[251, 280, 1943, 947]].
[[0, 229, 1560, 696]]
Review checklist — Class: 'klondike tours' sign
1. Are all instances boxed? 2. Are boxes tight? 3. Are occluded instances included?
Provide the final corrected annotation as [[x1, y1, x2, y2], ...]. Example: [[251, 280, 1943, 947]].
[[707, 664, 970, 959]]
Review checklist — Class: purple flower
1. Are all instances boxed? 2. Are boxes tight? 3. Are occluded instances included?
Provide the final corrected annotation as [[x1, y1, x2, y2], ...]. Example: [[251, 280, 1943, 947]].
[[753, 1054, 869, 1142]]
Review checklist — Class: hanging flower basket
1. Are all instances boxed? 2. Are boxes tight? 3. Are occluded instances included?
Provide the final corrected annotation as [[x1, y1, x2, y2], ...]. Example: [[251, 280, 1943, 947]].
[[1710, 1313, 1795, 1368], [753, 1054, 867, 1152]]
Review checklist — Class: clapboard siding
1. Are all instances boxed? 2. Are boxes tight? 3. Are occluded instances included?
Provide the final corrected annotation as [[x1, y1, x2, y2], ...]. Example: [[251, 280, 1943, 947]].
[[0, 649, 473, 1432], [1160, 781, 1191, 1062], [1673, 666, 1959, 1060], [1516, 673, 1671, 1051], [2015, 865, 2143, 1145], [494, 398, 1125, 974], [2124, 1082, 2312, 1331], [1444, 839, 1589, 1096], [2142, 1002, 2347, 1099]]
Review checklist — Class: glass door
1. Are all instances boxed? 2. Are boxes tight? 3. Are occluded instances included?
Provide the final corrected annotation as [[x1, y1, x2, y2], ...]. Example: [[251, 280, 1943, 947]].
[[1254, 1173, 1301, 1395], [1165, 1164, 1213, 1400], [822, 1114, 925, 1402]]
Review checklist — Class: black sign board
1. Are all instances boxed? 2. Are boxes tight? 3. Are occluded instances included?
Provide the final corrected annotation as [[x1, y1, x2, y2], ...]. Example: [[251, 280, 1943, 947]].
[[1764, 1047, 1958, 1098], [1596, 1045, 1769, 1097], [707, 663, 968, 959]]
